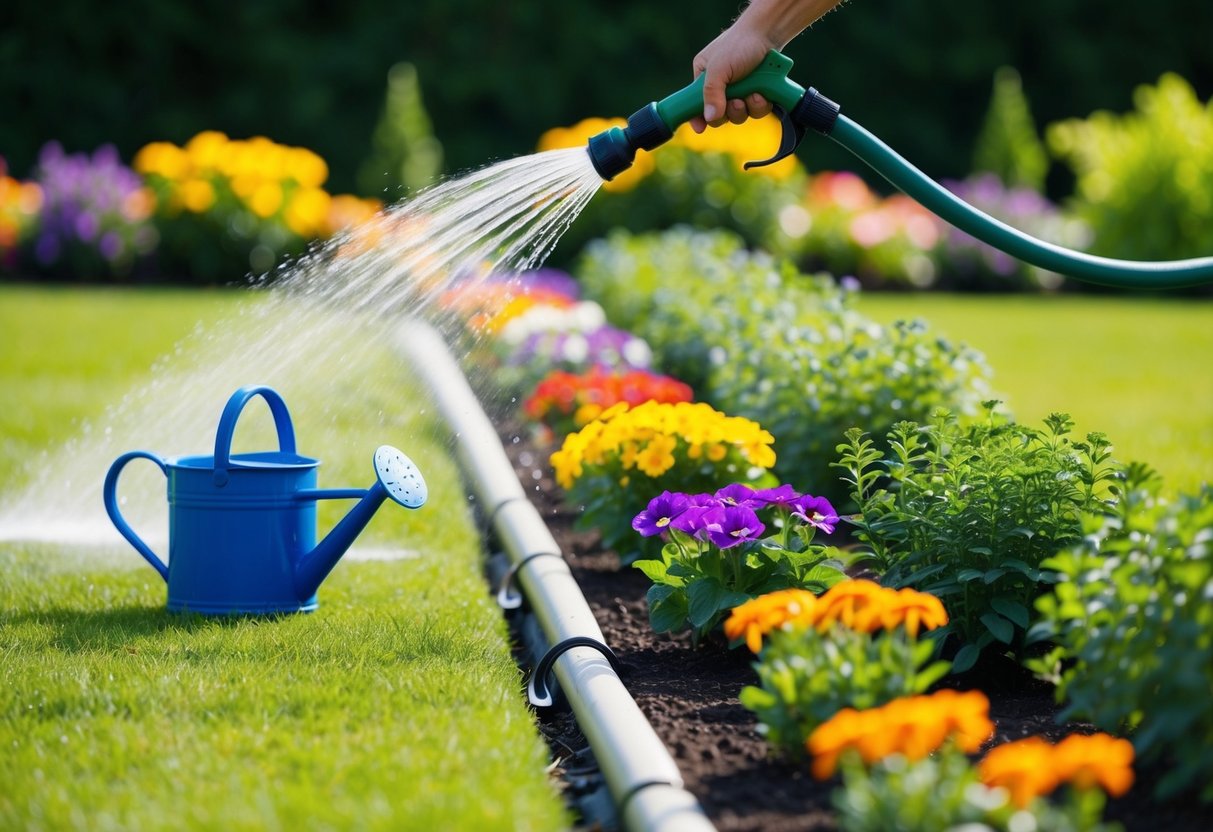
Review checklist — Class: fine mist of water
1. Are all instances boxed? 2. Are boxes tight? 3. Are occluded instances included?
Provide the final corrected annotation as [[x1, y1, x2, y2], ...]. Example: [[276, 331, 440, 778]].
[[0, 147, 603, 552]]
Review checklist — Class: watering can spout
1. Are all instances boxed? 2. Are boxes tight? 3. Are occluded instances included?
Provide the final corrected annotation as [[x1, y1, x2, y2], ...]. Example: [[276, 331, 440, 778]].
[[293, 446, 428, 600]]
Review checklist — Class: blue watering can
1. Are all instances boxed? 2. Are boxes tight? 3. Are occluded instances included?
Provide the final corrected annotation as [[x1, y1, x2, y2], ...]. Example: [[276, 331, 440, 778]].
[[103, 385, 427, 614]]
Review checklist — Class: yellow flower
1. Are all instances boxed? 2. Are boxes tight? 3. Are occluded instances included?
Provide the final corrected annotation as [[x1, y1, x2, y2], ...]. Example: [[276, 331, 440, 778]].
[[133, 141, 190, 180], [573, 402, 603, 427], [724, 589, 818, 653], [284, 186, 332, 237], [184, 130, 230, 171], [285, 146, 328, 187], [636, 433, 677, 478], [248, 181, 283, 218], [179, 178, 216, 213]]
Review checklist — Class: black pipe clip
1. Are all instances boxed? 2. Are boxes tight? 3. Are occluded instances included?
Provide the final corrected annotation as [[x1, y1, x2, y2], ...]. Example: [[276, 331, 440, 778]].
[[495, 552, 563, 610], [527, 636, 622, 708]]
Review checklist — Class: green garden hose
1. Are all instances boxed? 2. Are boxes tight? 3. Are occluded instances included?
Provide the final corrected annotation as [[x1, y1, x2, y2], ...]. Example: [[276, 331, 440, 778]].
[[585, 51, 1213, 290]]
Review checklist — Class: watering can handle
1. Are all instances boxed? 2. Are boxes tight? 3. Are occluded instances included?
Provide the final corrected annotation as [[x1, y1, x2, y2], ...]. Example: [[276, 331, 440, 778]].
[[212, 385, 297, 486], [103, 450, 170, 581]]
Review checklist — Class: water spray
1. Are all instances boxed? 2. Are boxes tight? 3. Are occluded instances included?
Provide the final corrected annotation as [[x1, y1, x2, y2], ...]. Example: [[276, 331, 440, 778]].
[[585, 51, 1213, 290]]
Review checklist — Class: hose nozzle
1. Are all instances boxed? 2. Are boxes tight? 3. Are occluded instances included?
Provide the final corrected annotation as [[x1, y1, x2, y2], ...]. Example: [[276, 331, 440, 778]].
[[583, 51, 835, 182], [586, 103, 672, 181]]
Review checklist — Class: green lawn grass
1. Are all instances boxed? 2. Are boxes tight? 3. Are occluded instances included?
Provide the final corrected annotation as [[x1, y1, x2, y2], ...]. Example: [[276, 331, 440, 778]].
[[0, 286, 567, 832], [857, 293, 1213, 496]]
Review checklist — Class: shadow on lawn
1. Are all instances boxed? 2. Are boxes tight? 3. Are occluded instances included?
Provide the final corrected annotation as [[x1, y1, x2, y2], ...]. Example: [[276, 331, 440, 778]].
[[3, 604, 284, 653]]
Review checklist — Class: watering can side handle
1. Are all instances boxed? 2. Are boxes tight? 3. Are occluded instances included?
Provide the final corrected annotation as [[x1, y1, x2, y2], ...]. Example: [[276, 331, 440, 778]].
[[213, 385, 297, 486], [103, 451, 169, 581]]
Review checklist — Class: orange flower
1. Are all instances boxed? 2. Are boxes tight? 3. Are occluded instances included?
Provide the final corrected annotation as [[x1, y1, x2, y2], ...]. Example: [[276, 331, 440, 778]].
[[1052, 733, 1135, 798], [807, 690, 993, 780], [812, 580, 888, 634], [979, 732, 1135, 808], [881, 587, 948, 638], [810, 580, 947, 637], [724, 589, 819, 653], [979, 736, 1061, 808]]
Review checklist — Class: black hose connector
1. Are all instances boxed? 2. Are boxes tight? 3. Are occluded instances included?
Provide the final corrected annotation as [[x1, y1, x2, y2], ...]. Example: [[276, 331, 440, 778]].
[[792, 87, 841, 135], [625, 103, 673, 151], [586, 102, 675, 181]]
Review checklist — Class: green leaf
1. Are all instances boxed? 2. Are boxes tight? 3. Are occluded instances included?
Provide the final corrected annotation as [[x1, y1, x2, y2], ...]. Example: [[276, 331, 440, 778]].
[[952, 643, 981, 674], [956, 568, 985, 583], [982, 567, 1008, 584], [687, 578, 731, 629], [980, 611, 1015, 644], [633, 559, 675, 585], [646, 585, 688, 634], [990, 597, 1030, 629]]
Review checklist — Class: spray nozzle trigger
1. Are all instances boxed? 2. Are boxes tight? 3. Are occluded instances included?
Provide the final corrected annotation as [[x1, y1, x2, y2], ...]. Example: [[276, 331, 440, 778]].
[[743, 107, 807, 171]]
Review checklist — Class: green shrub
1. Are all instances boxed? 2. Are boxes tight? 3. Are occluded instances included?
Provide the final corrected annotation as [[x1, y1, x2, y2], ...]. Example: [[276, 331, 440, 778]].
[[1030, 467, 1213, 801], [972, 66, 1049, 191], [1048, 74, 1213, 262], [575, 227, 992, 502], [836, 406, 1123, 673], [358, 62, 443, 196]]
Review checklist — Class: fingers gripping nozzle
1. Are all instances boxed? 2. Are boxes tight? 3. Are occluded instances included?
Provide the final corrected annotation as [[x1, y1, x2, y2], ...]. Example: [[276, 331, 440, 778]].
[[586, 103, 673, 181]]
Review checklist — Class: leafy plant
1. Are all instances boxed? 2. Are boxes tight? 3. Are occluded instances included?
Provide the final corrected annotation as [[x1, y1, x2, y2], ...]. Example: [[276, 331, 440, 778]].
[[549, 401, 777, 560], [1030, 468, 1213, 801], [837, 405, 1123, 673], [1048, 73, 1213, 263], [575, 227, 993, 504], [631, 485, 846, 646], [733, 580, 951, 757]]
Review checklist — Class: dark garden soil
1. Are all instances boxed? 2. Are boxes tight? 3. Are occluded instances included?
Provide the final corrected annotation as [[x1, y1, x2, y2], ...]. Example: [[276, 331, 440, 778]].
[[497, 425, 1213, 832]]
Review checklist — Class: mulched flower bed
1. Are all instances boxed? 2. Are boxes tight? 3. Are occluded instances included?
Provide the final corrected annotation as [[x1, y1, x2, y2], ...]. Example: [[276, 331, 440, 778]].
[[499, 425, 1213, 832]]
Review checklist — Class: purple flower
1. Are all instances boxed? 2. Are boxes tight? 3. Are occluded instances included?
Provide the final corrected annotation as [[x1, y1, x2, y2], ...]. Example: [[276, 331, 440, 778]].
[[791, 495, 839, 535], [31, 140, 155, 273], [750, 483, 803, 510], [701, 505, 766, 549], [669, 504, 713, 536], [632, 491, 691, 537], [715, 483, 763, 509]]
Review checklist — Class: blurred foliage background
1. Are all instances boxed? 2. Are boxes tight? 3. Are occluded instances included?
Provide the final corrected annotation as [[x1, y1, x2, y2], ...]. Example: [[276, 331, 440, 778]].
[[2, 0, 1210, 196]]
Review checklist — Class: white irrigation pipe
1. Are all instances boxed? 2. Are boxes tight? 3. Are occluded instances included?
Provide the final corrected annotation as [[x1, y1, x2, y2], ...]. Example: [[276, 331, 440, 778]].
[[397, 322, 715, 832]]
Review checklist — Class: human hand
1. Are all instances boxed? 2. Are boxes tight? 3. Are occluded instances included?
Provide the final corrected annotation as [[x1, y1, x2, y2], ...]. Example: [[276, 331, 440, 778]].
[[690, 25, 777, 134]]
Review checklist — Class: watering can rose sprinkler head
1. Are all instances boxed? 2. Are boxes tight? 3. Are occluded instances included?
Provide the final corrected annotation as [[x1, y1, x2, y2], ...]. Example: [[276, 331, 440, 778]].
[[585, 50, 840, 181]]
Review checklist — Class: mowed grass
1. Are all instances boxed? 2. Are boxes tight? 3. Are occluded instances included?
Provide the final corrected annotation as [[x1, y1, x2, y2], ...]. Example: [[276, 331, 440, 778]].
[[858, 293, 1212, 496], [0, 286, 567, 832]]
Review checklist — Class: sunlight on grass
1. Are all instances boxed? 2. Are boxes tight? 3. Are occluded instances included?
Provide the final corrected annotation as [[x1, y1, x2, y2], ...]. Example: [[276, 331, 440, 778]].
[[0, 286, 567, 832], [857, 293, 1212, 495]]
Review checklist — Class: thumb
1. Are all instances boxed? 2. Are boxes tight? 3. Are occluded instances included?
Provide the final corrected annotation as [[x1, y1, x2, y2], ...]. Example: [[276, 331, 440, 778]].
[[702, 68, 727, 123]]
